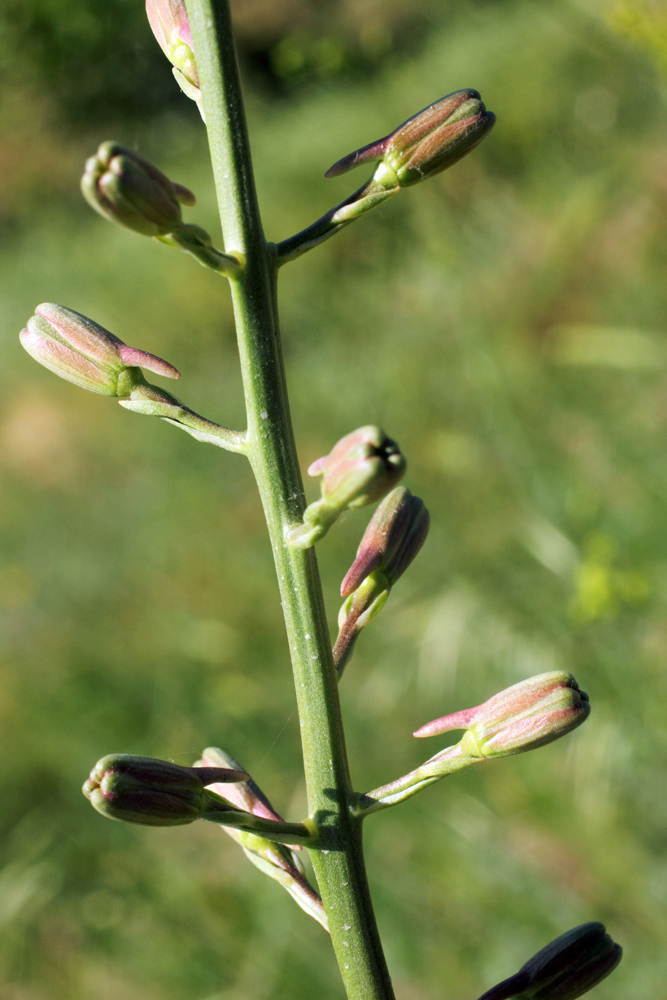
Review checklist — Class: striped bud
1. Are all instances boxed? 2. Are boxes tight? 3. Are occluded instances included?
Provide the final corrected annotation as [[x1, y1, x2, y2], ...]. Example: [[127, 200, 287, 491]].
[[415, 671, 590, 758]]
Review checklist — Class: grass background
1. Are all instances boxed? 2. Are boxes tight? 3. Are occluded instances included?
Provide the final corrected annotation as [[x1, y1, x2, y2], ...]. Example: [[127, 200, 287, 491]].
[[1, 0, 666, 997]]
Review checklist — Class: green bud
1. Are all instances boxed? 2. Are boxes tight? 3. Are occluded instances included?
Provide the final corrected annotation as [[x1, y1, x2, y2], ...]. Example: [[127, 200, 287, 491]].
[[83, 754, 247, 827], [20, 303, 180, 396], [81, 141, 196, 237], [415, 671, 590, 758], [326, 89, 495, 191], [478, 922, 622, 1000], [309, 425, 406, 512]]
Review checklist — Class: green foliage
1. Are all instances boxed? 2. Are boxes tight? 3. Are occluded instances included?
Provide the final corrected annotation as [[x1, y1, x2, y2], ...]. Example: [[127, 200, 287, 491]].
[[1, 0, 666, 997]]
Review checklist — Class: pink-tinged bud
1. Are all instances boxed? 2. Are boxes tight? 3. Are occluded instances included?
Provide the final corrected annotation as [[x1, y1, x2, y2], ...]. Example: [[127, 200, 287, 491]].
[[20, 303, 180, 397], [326, 89, 495, 190], [145, 0, 200, 101], [83, 754, 248, 827], [414, 671, 590, 758], [341, 486, 429, 597], [309, 425, 406, 512], [82, 141, 196, 238], [197, 749, 328, 930], [477, 922, 622, 1000]]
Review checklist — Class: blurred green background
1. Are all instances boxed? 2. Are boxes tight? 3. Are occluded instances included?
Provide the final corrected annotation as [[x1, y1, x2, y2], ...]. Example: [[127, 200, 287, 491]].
[[1, 0, 666, 997]]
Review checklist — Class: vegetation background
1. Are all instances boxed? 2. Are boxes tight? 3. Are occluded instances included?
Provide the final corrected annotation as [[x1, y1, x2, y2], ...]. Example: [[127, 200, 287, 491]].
[[1, 0, 666, 997]]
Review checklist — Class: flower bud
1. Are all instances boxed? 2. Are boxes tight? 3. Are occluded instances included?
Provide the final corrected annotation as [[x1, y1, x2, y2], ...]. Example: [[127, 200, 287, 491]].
[[145, 0, 200, 102], [197, 749, 328, 930], [477, 922, 622, 1000], [83, 754, 248, 827], [309, 425, 406, 512], [341, 486, 429, 598], [20, 303, 180, 396], [414, 671, 590, 758], [81, 141, 196, 237], [326, 89, 496, 190]]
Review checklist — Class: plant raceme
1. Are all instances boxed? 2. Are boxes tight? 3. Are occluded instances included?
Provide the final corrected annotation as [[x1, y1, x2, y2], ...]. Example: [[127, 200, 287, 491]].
[[17, 2, 623, 998]]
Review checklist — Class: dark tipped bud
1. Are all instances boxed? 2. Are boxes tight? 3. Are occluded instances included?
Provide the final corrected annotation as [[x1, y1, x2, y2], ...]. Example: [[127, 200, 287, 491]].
[[326, 89, 496, 191], [309, 425, 406, 512], [478, 922, 622, 1000], [341, 486, 430, 598], [83, 754, 247, 827], [81, 141, 196, 237], [415, 671, 590, 758], [20, 303, 180, 396]]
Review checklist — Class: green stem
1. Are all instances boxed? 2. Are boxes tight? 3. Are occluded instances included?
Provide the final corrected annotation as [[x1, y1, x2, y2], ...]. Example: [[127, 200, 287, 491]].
[[185, 2, 395, 997], [203, 807, 314, 845], [275, 180, 397, 265]]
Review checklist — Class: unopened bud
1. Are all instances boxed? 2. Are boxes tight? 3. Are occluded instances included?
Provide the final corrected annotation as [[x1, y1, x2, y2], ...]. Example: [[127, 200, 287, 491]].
[[82, 141, 196, 238], [83, 754, 248, 827], [309, 425, 406, 511], [20, 303, 180, 396], [478, 922, 622, 1000], [415, 671, 590, 758], [288, 426, 406, 549], [146, 0, 201, 103], [326, 89, 495, 191], [341, 486, 429, 597], [197, 749, 328, 930]]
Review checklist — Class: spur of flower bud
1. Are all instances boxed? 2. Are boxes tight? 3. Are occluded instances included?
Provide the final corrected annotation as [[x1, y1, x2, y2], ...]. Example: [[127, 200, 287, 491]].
[[309, 425, 406, 512], [414, 671, 590, 758], [197, 749, 328, 930], [83, 754, 248, 827], [477, 922, 622, 1000], [341, 486, 429, 598], [146, 0, 200, 102], [20, 303, 180, 397], [82, 141, 196, 238], [326, 89, 495, 191]]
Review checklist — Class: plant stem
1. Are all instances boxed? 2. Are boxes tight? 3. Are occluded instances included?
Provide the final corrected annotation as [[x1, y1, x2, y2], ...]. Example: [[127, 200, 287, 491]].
[[185, 2, 395, 996]]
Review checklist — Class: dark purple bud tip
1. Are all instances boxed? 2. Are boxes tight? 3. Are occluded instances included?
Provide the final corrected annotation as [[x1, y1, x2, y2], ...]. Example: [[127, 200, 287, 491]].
[[478, 922, 622, 1000], [83, 754, 247, 827]]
